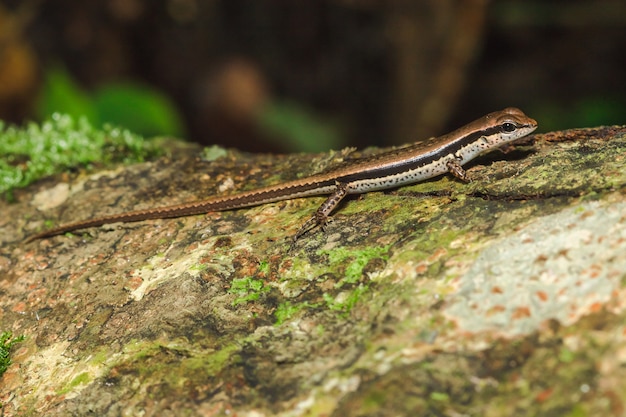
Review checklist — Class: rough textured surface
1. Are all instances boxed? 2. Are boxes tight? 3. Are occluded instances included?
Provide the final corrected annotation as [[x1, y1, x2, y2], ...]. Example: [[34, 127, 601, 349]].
[[1, 126, 626, 416]]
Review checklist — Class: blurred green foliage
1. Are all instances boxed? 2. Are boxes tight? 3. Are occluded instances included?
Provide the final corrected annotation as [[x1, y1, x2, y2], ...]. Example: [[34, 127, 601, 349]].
[[0, 114, 161, 199], [37, 67, 185, 138], [532, 97, 626, 132], [258, 100, 344, 153]]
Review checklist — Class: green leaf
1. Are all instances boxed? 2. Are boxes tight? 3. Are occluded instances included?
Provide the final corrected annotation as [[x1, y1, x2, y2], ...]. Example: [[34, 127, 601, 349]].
[[257, 100, 344, 152], [36, 67, 185, 138], [94, 84, 185, 137], [36, 66, 98, 125]]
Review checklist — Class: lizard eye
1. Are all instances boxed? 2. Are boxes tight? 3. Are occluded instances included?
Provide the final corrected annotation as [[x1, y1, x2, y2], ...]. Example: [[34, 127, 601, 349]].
[[502, 122, 517, 133]]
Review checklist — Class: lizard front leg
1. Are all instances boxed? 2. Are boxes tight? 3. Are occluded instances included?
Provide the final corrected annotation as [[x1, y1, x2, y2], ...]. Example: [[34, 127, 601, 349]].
[[446, 158, 470, 182], [292, 182, 349, 243]]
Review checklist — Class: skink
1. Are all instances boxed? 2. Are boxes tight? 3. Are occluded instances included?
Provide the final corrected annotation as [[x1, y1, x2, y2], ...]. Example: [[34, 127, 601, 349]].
[[26, 107, 537, 243]]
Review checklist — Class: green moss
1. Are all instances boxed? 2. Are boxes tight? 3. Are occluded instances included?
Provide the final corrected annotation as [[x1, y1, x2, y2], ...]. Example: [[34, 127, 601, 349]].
[[302, 246, 389, 314], [0, 114, 161, 199], [566, 404, 588, 417], [258, 260, 270, 275], [228, 277, 270, 306], [323, 283, 369, 314], [274, 301, 312, 325], [201, 145, 228, 162], [183, 343, 240, 375], [321, 245, 390, 288], [0, 331, 25, 377], [57, 372, 91, 395], [558, 347, 575, 363], [88, 347, 111, 366], [119, 339, 240, 387], [429, 391, 450, 402], [189, 263, 208, 272]]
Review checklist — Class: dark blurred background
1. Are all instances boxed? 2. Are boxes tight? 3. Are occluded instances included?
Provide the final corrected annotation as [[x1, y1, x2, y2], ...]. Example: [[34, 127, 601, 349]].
[[1, 0, 624, 153]]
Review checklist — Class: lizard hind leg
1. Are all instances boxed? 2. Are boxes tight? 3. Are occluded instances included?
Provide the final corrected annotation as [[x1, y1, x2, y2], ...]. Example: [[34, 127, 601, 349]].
[[292, 182, 349, 244]]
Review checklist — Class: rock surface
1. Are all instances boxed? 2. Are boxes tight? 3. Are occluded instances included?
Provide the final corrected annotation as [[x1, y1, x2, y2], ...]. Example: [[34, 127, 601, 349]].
[[1, 126, 626, 416]]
